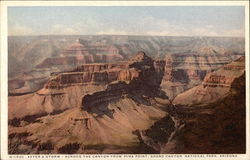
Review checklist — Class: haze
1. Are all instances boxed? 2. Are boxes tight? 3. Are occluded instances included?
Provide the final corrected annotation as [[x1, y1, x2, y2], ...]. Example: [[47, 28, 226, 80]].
[[8, 6, 245, 37]]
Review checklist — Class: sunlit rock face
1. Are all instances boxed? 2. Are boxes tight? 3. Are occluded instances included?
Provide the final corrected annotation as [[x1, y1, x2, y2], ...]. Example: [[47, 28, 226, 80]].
[[8, 52, 171, 154], [8, 36, 244, 95], [8, 35, 245, 154], [134, 57, 245, 154], [160, 52, 244, 100], [172, 56, 245, 106]]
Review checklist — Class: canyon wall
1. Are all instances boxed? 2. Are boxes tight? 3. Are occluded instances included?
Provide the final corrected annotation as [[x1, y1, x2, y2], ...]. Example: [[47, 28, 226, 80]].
[[8, 36, 244, 95], [161, 72, 246, 153], [135, 57, 246, 153], [160, 53, 244, 100], [8, 52, 171, 154], [7, 34, 246, 154], [8, 50, 246, 154], [8, 52, 163, 120], [172, 56, 245, 106]]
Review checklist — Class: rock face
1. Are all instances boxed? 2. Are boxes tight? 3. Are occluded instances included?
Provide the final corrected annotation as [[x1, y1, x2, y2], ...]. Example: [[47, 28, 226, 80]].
[[8, 35, 244, 95], [135, 57, 246, 154], [8, 52, 171, 154], [160, 53, 243, 100], [36, 40, 124, 69], [43, 62, 132, 89], [78, 52, 167, 128], [8, 36, 246, 154], [172, 56, 245, 106], [42, 51, 159, 90], [161, 72, 246, 154], [8, 39, 124, 95], [8, 53, 246, 154]]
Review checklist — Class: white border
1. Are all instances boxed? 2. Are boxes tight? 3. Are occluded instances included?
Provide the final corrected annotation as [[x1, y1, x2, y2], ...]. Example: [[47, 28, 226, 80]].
[[1, 1, 249, 160]]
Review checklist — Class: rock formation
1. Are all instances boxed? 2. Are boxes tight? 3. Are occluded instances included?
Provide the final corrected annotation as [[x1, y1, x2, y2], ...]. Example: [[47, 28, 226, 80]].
[[8, 35, 246, 154], [161, 72, 246, 153], [135, 57, 246, 153], [8, 52, 171, 154], [8, 36, 244, 95], [172, 56, 245, 106], [160, 53, 243, 100]]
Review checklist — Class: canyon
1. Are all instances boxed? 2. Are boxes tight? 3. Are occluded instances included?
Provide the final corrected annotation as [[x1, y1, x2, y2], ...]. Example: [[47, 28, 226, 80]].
[[137, 57, 245, 154], [8, 52, 170, 154], [8, 36, 246, 154], [8, 36, 244, 95]]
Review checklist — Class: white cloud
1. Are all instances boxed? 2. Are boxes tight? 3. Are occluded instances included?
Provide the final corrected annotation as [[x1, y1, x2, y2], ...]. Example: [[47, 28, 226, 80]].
[[190, 25, 245, 37], [9, 16, 245, 37], [8, 24, 35, 36], [50, 24, 80, 35], [191, 25, 219, 37], [221, 29, 245, 37], [97, 29, 127, 35]]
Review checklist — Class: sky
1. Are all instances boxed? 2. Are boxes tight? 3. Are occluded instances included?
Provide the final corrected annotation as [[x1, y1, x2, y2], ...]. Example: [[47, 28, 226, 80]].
[[8, 6, 245, 37]]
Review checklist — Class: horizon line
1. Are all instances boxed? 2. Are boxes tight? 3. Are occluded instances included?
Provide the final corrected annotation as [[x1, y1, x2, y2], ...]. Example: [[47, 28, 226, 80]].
[[8, 34, 245, 39]]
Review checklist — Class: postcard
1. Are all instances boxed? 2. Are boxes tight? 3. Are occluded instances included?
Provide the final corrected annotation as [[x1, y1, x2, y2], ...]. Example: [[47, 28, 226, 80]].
[[0, 1, 249, 160]]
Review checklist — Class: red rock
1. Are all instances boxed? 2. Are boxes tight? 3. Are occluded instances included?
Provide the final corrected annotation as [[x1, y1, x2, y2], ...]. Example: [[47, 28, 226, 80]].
[[43, 52, 155, 89]]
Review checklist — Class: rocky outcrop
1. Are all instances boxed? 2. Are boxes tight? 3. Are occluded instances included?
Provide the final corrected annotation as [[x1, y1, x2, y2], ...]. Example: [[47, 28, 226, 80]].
[[8, 49, 246, 154], [43, 68, 139, 89], [172, 56, 245, 106], [8, 36, 244, 95], [134, 58, 246, 154], [36, 56, 94, 68], [9, 39, 125, 94], [160, 72, 246, 154], [61, 40, 90, 55], [160, 53, 243, 100], [8, 52, 171, 154], [81, 51, 167, 114], [36, 40, 124, 69], [43, 51, 158, 90], [73, 62, 128, 72], [8, 52, 163, 119]]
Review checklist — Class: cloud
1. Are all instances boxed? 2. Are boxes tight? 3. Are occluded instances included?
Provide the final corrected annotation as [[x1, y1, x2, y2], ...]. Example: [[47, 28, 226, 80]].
[[97, 29, 127, 35], [50, 24, 80, 35], [8, 24, 35, 36], [9, 16, 245, 37], [191, 25, 219, 37], [222, 29, 245, 37], [94, 16, 185, 36], [49, 18, 107, 35]]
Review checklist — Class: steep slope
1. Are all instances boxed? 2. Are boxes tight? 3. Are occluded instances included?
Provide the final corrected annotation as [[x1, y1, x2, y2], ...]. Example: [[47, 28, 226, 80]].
[[8, 36, 244, 94], [8, 52, 172, 154], [136, 57, 245, 153], [8, 39, 124, 94], [172, 56, 245, 106], [160, 53, 243, 100], [161, 72, 246, 154]]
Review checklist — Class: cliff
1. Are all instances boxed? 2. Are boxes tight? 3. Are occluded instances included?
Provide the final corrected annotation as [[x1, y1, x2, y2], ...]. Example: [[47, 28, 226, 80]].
[[8, 52, 171, 154], [160, 72, 246, 154], [134, 58, 245, 154], [172, 56, 245, 106], [42, 51, 159, 90], [8, 36, 244, 95], [160, 53, 243, 100], [8, 51, 246, 154], [8, 51, 164, 119]]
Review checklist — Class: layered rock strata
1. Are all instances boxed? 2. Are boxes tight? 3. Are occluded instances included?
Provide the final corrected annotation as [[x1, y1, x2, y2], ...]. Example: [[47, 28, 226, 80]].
[[9, 36, 245, 95], [8, 52, 171, 154], [161, 72, 246, 153], [160, 53, 244, 100], [173, 56, 245, 106], [135, 57, 246, 153]]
